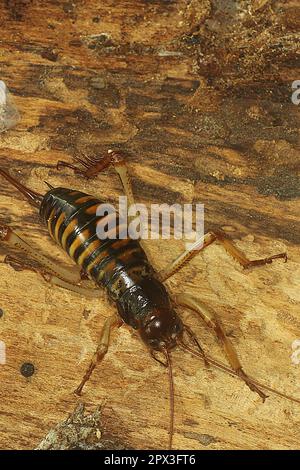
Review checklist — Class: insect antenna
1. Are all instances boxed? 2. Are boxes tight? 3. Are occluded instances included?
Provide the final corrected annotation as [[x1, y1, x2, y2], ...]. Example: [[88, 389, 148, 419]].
[[182, 324, 209, 366], [164, 348, 175, 450], [178, 343, 300, 406]]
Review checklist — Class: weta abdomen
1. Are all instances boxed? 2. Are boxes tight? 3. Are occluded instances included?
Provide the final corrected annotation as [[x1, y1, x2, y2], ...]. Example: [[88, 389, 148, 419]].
[[40, 188, 153, 301]]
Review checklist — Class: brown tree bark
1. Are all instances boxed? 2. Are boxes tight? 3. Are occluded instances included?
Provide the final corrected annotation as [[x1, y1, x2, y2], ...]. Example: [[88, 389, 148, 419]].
[[0, 0, 299, 450]]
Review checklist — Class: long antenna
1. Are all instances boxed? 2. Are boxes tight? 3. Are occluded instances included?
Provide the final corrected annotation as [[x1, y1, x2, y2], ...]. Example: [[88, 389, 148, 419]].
[[164, 348, 175, 450], [183, 324, 209, 366], [178, 344, 300, 405]]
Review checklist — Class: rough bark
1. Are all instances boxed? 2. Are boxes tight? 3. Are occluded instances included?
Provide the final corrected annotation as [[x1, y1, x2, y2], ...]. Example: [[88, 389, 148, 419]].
[[0, 0, 299, 450]]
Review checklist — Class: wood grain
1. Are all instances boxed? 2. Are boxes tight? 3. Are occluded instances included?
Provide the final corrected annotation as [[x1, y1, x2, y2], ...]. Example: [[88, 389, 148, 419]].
[[0, 0, 299, 450]]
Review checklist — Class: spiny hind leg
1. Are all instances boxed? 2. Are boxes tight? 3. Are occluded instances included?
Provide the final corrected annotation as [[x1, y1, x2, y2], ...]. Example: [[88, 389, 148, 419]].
[[0, 224, 99, 297], [175, 292, 267, 401], [75, 314, 122, 396], [5, 254, 101, 298], [57, 152, 111, 179], [57, 151, 146, 248], [0, 224, 80, 283], [158, 230, 287, 281], [158, 232, 217, 281], [57, 150, 135, 207]]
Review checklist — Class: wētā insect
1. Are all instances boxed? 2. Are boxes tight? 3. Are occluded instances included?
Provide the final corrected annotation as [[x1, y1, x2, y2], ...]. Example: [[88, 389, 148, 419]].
[[0, 151, 299, 449]]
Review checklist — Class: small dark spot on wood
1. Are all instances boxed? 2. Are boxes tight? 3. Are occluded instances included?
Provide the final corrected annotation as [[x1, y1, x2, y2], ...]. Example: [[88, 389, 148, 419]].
[[183, 418, 198, 427], [40, 49, 58, 62], [20, 362, 35, 377], [183, 34, 201, 46], [0, 308, 4, 319], [62, 71, 88, 91], [183, 431, 219, 446], [92, 16, 100, 23], [69, 39, 82, 47], [228, 420, 238, 427], [160, 78, 200, 95], [82, 309, 91, 320], [88, 83, 120, 108], [90, 77, 106, 90], [87, 34, 114, 50], [4, 0, 31, 21], [62, 1, 76, 15]]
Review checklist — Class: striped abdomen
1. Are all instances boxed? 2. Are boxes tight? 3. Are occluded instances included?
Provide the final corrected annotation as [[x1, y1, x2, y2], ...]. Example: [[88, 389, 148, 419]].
[[39, 188, 154, 301]]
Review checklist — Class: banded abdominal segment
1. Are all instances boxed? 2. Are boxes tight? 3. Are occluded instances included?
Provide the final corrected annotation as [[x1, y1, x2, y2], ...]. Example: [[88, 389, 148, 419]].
[[40, 188, 153, 301]]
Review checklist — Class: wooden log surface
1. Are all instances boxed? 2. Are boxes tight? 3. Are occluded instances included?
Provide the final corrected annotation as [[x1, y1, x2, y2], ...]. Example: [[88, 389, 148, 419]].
[[0, 0, 299, 450]]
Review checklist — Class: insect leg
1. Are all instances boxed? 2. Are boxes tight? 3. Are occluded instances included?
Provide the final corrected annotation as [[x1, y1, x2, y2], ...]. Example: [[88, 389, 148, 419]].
[[175, 292, 267, 401], [74, 314, 122, 396], [4, 254, 101, 298], [211, 229, 287, 268], [41, 274, 102, 298], [158, 232, 217, 281], [57, 150, 136, 207], [0, 224, 99, 297], [0, 224, 81, 282], [108, 150, 135, 208], [158, 230, 287, 281], [56, 151, 149, 253], [57, 153, 112, 178]]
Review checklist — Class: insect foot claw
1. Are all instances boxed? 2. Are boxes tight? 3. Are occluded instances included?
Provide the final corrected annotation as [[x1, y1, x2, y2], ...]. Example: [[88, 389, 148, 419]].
[[74, 386, 83, 396], [237, 368, 267, 402], [267, 252, 288, 265]]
